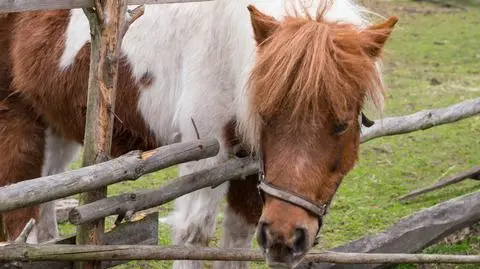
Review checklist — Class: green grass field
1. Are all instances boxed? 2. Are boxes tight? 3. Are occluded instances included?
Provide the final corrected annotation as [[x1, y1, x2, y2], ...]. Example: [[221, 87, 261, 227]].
[[60, 1, 480, 268]]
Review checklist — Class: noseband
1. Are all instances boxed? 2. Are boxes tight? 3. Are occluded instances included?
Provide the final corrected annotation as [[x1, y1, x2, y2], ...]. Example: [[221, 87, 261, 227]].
[[256, 155, 328, 244], [256, 113, 374, 243]]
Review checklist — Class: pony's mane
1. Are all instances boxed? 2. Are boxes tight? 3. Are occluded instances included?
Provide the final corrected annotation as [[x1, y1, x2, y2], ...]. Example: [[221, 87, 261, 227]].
[[248, 7, 385, 126]]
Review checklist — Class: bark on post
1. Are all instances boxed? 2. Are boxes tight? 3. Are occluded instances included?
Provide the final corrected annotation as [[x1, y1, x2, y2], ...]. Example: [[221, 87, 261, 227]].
[[0, 216, 6, 242], [77, 1, 128, 269]]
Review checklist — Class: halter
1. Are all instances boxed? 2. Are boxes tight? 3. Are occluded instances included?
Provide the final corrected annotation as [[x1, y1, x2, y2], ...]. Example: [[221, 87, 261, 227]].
[[256, 152, 328, 244], [256, 112, 374, 244]]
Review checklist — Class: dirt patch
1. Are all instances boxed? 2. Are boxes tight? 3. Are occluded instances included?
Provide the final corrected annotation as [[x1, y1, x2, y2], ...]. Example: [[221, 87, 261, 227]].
[[441, 224, 480, 245]]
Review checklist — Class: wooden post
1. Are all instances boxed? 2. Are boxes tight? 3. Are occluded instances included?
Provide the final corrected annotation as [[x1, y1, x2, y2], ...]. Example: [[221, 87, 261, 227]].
[[0, 216, 6, 242], [77, 1, 128, 269]]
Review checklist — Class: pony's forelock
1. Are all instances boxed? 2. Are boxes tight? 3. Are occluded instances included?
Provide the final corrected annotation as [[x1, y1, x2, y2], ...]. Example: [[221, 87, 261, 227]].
[[238, 1, 388, 151], [248, 12, 384, 122]]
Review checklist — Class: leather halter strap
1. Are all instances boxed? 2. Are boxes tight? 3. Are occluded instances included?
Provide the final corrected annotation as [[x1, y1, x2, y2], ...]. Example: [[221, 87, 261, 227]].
[[257, 174, 328, 218], [256, 156, 327, 244]]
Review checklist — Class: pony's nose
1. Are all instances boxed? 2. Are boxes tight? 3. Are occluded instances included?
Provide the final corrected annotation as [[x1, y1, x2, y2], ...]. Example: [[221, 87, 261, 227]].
[[257, 222, 310, 267]]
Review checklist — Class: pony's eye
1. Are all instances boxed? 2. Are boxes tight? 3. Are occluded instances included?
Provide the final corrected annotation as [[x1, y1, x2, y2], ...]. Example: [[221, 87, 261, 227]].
[[333, 123, 349, 135]]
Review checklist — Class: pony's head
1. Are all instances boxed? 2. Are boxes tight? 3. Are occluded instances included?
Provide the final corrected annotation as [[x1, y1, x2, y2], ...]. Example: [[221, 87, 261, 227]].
[[245, 5, 397, 268]]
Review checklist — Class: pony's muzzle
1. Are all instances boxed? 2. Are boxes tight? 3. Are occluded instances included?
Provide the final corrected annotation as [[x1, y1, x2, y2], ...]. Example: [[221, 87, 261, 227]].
[[257, 221, 310, 268]]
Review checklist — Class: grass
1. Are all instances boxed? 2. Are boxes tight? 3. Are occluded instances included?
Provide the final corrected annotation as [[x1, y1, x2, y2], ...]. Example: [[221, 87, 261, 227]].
[[59, 1, 480, 268]]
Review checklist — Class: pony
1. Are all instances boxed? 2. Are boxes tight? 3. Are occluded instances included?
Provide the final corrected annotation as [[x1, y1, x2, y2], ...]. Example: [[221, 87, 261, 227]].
[[0, 0, 397, 268]]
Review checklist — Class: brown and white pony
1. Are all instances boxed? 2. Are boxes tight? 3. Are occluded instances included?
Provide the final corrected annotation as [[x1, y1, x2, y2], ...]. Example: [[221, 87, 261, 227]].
[[0, 0, 397, 268]]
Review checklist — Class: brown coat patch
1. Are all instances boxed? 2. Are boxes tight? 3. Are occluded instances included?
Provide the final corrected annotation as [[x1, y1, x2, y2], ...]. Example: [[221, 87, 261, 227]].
[[10, 11, 158, 157], [138, 72, 155, 88], [0, 13, 45, 239], [223, 120, 262, 225], [0, 93, 45, 240]]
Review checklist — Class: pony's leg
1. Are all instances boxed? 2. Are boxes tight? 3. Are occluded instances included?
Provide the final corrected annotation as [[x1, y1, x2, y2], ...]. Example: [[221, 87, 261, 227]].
[[213, 176, 262, 269], [171, 159, 229, 269], [34, 128, 81, 242], [34, 201, 56, 242], [0, 100, 45, 242], [169, 115, 233, 269]]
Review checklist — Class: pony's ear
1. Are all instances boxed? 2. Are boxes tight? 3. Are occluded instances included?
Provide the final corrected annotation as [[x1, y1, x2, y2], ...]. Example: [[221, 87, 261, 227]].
[[247, 5, 280, 44], [360, 16, 398, 58]]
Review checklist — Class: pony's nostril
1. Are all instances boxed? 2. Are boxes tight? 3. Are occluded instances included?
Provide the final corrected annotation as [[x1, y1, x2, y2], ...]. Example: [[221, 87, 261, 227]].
[[233, 145, 249, 158], [293, 227, 308, 254], [257, 221, 269, 250], [235, 148, 249, 158]]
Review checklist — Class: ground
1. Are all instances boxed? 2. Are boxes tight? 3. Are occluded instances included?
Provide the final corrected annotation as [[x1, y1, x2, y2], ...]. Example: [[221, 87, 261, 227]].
[[60, 0, 480, 268]]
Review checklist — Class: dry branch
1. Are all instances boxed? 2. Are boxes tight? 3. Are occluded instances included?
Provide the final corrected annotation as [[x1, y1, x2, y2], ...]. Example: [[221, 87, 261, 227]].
[[360, 98, 480, 142], [127, 5, 145, 28], [13, 219, 35, 244], [0, 244, 479, 264], [0, 138, 219, 213], [69, 157, 258, 225], [0, 0, 214, 13], [398, 166, 480, 201], [0, 219, 35, 247]]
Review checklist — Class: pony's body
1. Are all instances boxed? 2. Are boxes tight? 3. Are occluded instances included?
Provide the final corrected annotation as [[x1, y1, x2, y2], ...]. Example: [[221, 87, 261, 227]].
[[0, 1, 396, 268]]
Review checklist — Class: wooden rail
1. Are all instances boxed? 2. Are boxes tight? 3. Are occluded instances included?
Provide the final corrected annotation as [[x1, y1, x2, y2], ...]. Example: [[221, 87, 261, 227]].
[[0, 213, 159, 269], [0, 138, 219, 212], [0, 0, 213, 13], [69, 157, 258, 225], [0, 244, 479, 264], [360, 97, 480, 142]]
